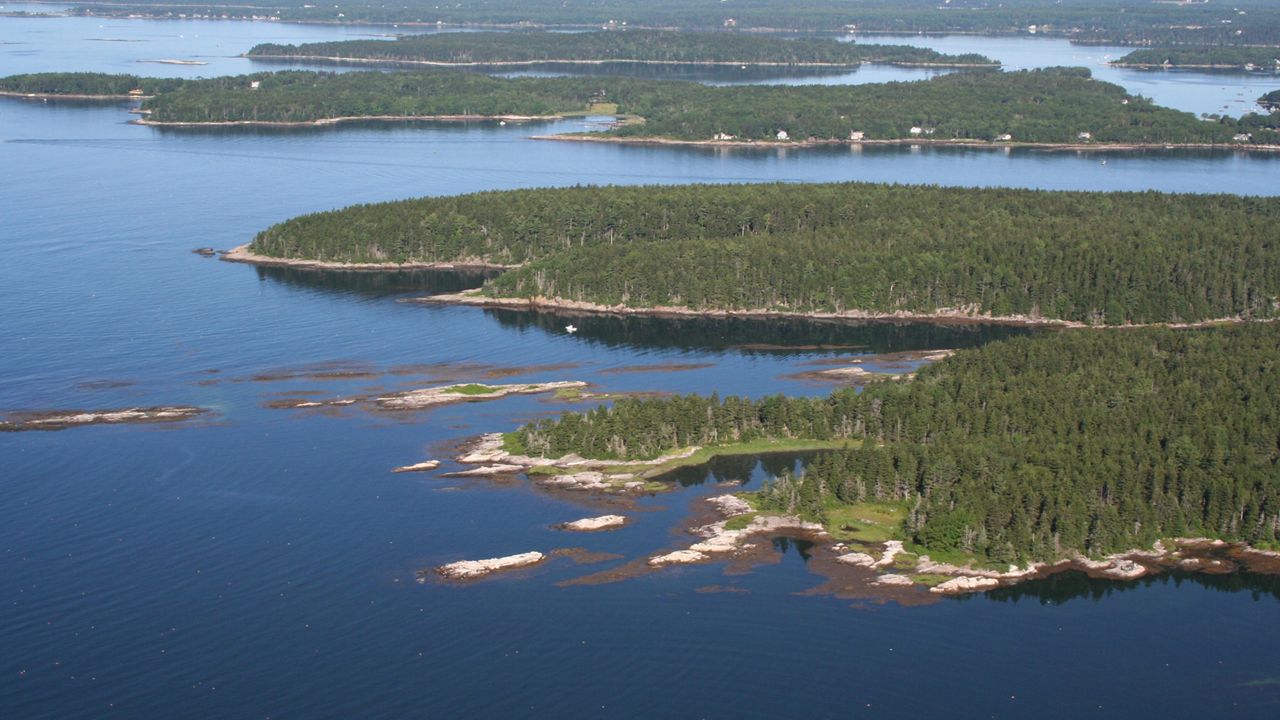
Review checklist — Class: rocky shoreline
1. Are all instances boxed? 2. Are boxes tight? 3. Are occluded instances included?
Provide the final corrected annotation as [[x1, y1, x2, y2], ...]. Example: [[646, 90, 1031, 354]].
[[132, 113, 562, 129], [247, 53, 998, 70], [220, 244, 516, 272], [446, 432, 693, 492], [530, 133, 1280, 153], [658, 493, 1280, 596], [417, 291, 1278, 331], [0, 90, 150, 101]]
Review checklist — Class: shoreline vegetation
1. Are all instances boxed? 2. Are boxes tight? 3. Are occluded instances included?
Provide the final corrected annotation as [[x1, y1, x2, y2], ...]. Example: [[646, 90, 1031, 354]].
[[1111, 47, 1280, 72], [481, 324, 1280, 594], [6, 68, 1276, 148], [221, 244, 516, 271], [59, 0, 1280, 47], [243, 182, 1280, 327], [411, 291, 1275, 331], [244, 29, 999, 68]]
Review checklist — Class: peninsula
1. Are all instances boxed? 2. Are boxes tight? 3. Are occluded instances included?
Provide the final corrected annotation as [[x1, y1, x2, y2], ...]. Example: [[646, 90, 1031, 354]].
[[1111, 47, 1280, 72], [502, 323, 1280, 588], [246, 182, 1280, 326], [0, 72, 185, 100], [245, 30, 999, 68], [9, 68, 1276, 147]]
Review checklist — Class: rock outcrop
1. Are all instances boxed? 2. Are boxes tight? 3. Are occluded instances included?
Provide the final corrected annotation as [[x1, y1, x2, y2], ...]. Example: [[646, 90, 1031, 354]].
[[561, 515, 627, 532], [437, 552, 545, 579]]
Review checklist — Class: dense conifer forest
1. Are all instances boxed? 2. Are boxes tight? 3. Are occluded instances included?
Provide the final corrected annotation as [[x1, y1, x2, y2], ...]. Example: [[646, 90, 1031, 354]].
[[67, 0, 1280, 46], [515, 324, 1280, 561], [1113, 47, 1280, 70], [246, 30, 997, 67], [22, 67, 1268, 145], [0, 72, 185, 96], [249, 182, 1280, 325]]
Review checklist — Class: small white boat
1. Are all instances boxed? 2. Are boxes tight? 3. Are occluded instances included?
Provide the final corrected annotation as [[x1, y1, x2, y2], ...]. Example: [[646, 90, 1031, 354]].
[[565, 324, 578, 334]]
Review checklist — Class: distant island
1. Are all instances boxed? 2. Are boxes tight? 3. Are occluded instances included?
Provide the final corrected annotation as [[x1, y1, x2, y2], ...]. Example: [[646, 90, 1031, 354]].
[[1263, 90, 1280, 111], [1112, 47, 1280, 72], [245, 30, 999, 68], [501, 323, 1280, 587], [7, 68, 1276, 147], [64, 0, 1280, 47], [0, 72, 185, 100], [244, 182, 1280, 326]]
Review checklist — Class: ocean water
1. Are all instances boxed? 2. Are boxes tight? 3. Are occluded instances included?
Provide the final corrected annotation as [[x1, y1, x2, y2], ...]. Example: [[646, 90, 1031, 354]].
[[2, 14, 1279, 719]]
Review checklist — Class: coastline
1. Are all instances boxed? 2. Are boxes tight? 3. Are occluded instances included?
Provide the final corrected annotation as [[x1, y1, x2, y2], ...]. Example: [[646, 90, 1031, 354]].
[[133, 113, 563, 129], [220, 244, 517, 272], [1109, 61, 1276, 71], [245, 53, 998, 69], [410, 291, 1274, 330], [531, 133, 1280, 153], [0, 90, 150, 101]]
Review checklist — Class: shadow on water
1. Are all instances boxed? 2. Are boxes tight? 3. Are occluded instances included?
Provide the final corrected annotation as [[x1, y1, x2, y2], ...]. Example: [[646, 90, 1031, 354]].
[[652, 451, 822, 488], [486, 308, 1035, 356], [252, 265, 497, 297], [772, 535, 816, 563], [983, 569, 1280, 605]]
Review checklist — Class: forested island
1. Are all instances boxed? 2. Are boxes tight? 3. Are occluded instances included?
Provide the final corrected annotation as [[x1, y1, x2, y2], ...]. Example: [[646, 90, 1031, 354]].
[[246, 30, 998, 68], [65, 0, 1280, 46], [1113, 47, 1280, 71], [1263, 90, 1280, 111], [248, 182, 1280, 326], [15, 67, 1276, 146], [0, 72, 185, 99], [510, 324, 1280, 569]]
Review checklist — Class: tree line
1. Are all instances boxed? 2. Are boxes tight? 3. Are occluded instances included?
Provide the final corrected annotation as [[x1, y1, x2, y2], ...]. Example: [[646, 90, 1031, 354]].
[[249, 181, 1280, 325], [0, 72, 186, 96], [515, 324, 1280, 562], [247, 30, 997, 67], [68, 0, 1280, 46], [9, 69, 1273, 146], [1114, 47, 1280, 70]]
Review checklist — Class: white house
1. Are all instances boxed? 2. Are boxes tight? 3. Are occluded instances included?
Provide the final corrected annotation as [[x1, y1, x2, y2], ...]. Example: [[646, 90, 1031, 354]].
[[995, 133, 1013, 141], [909, 126, 924, 135], [775, 129, 790, 141], [849, 130, 866, 141], [1233, 133, 1253, 142], [1077, 131, 1092, 140], [713, 132, 737, 141], [250, 80, 261, 90]]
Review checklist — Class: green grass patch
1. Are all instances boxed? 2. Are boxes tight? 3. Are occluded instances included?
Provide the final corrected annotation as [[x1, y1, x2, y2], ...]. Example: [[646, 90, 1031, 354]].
[[501, 431, 528, 456], [824, 501, 907, 543], [552, 386, 587, 401], [446, 383, 501, 396], [909, 574, 953, 587], [724, 513, 758, 531]]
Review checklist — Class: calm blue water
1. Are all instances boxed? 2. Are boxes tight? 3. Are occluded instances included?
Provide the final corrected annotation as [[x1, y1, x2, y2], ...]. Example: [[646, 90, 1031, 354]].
[[2, 14, 1280, 720]]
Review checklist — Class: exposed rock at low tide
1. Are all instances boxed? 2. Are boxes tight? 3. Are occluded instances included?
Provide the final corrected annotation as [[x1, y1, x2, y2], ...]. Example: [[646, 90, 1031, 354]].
[[835, 552, 878, 568], [376, 381, 587, 410], [440, 464, 526, 477], [0, 406, 205, 432], [706, 494, 753, 516], [648, 550, 707, 566], [436, 551, 545, 579], [874, 573, 916, 587], [560, 515, 627, 532], [392, 460, 440, 473], [931, 576, 1001, 594]]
